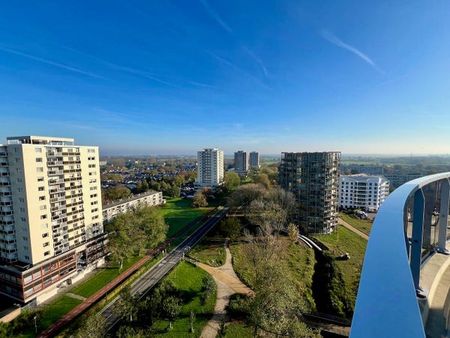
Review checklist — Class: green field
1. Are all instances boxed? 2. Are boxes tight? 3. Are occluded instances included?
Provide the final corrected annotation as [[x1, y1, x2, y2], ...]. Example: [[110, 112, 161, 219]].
[[159, 198, 212, 237], [313, 226, 367, 312], [340, 213, 373, 236], [188, 238, 226, 267], [152, 261, 216, 337], [70, 256, 141, 298]]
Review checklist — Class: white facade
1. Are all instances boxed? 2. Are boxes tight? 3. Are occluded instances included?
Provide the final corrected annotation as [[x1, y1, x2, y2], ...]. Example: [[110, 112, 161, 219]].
[[196, 148, 224, 188], [103, 190, 165, 222], [339, 174, 390, 212], [0, 136, 106, 304]]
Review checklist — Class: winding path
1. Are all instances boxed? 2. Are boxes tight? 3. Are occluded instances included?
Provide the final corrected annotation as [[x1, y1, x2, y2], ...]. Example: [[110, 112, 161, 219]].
[[195, 244, 253, 338]]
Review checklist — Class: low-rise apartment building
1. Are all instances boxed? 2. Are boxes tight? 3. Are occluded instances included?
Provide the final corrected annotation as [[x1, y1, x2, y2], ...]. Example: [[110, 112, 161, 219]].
[[102, 190, 165, 222], [339, 174, 390, 212]]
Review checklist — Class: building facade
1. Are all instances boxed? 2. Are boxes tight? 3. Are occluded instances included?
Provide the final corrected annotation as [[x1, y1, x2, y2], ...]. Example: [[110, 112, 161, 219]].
[[339, 175, 390, 212], [249, 151, 260, 169], [103, 190, 165, 222], [234, 150, 248, 176], [0, 136, 106, 304], [196, 148, 224, 188], [279, 152, 341, 234]]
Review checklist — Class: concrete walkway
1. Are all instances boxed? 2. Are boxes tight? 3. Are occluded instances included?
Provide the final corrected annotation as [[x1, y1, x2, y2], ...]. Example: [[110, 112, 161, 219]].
[[338, 218, 369, 240], [65, 293, 86, 301], [197, 245, 253, 338]]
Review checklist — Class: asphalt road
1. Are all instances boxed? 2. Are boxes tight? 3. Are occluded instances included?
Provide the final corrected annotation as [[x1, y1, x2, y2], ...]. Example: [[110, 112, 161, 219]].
[[101, 206, 228, 331]]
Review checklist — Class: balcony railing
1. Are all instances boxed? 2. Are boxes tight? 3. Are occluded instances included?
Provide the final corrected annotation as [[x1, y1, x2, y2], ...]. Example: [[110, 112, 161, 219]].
[[351, 172, 450, 338]]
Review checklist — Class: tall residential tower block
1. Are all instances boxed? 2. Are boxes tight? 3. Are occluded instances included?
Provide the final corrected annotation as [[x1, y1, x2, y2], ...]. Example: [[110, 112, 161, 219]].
[[196, 148, 224, 188], [0, 136, 106, 304], [279, 151, 340, 234]]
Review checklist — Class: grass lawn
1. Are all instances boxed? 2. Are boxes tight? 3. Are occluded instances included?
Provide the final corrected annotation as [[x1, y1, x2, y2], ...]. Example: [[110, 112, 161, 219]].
[[188, 238, 226, 267], [229, 237, 317, 312], [313, 226, 367, 310], [152, 261, 216, 337], [70, 256, 142, 298], [223, 321, 253, 337], [339, 213, 373, 236], [159, 198, 212, 237], [40, 295, 82, 330]]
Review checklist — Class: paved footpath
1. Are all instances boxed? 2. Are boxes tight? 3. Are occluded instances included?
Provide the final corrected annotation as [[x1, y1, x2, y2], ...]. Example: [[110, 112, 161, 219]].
[[338, 218, 369, 240], [196, 244, 253, 338]]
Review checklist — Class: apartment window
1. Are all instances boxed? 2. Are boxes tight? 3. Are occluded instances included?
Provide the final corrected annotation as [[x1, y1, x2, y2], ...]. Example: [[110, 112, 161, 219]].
[[35, 148, 42, 153], [39, 196, 45, 201], [43, 242, 49, 247], [40, 205, 47, 210], [36, 167, 44, 173], [44, 251, 50, 256], [40, 214, 47, 220], [20, 207, 25, 213], [21, 217, 26, 222], [38, 186, 45, 191], [37, 177, 44, 182], [36, 158, 43, 163], [17, 177, 22, 183], [42, 233, 49, 238]]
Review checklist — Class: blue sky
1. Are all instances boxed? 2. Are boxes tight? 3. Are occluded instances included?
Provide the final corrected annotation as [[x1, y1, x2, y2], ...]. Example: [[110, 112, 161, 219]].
[[0, 1, 449, 155]]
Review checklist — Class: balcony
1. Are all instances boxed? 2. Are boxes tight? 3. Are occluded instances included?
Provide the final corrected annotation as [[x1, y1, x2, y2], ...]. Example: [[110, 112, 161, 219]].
[[351, 172, 450, 338]]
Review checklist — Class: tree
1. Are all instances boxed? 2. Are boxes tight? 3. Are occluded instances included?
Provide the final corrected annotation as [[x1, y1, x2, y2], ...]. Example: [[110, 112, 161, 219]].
[[224, 172, 241, 191], [103, 185, 131, 203], [218, 218, 241, 240], [107, 213, 141, 270], [116, 326, 146, 338], [134, 207, 168, 249], [117, 288, 139, 323], [193, 191, 208, 208], [288, 223, 299, 242], [168, 184, 181, 198], [248, 200, 288, 235], [254, 173, 271, 189], [174, 174, 185, 187], [135, 180, 149, 193], [201, 276, 215, 304], [227, 184, 267, 210], [75, 313, 107, 338], [241, 235, 319, 337], [162, 296, 181, 330], [106, 206, 167, 269]]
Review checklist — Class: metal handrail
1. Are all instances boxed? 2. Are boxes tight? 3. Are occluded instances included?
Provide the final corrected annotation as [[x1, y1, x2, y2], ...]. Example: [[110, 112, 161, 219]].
[[351, 172, 450, 338]]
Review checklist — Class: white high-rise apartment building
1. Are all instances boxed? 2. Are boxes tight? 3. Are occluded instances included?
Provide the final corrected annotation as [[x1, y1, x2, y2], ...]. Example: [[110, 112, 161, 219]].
[[234, 150, 248, 175], [0, 136, 106, 304], [249, 151, 260, 169], [196, 148, 224, 188], [339, 174, 390, 212]]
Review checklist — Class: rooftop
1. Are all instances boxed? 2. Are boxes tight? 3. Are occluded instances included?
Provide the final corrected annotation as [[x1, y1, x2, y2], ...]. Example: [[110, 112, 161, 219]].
[[6, 136, 75, 146], [103, 190, 161, 209]]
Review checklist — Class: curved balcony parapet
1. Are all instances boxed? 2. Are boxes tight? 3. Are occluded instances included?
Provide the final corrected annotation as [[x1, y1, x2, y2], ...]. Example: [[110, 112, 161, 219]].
[[351, 172, 450, 338]]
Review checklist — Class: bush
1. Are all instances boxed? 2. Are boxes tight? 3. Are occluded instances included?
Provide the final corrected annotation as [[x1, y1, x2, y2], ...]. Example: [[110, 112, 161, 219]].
[[227, 294, 251, 319]]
